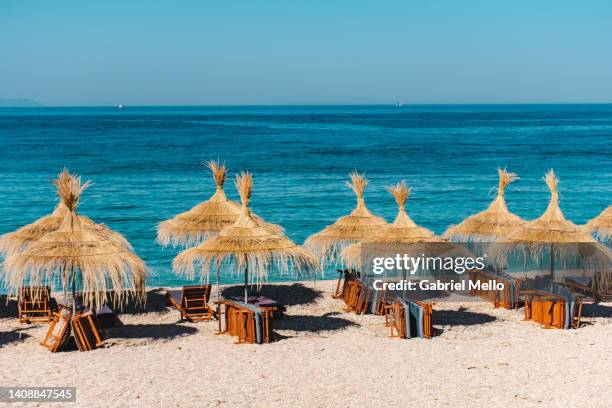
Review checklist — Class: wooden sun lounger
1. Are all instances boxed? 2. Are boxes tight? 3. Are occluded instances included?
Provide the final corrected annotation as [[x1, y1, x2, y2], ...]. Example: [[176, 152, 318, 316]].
[[217, 299, 273, 344], [167, 285, 215, 321], [468, 269, 524, 309], [340, 277, 373, 315], [18, 286, 53, 323], [72, 311, 104, 352], [594, 272, 612, 302], [41, 308, 73, 352], [523, 289, 584, 329], [374, 290, 388, 316], [355, 284, 372, 315], [563, 275, 612, 303], [333, 269, 359, 299], [389, 298, 433, 339]]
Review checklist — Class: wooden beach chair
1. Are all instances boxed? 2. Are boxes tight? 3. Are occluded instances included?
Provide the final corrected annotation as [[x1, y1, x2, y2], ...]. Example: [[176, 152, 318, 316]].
[[594, 272, 612, 302], [389, 298, 432, 339], [523, 289, 584, 329], [344, 280, 359, 311], [218, 299, 273, 344], [333, 269, 358, 299], [237, 309, 273, 344], [41, 308, 72, 352], [563, 274, 612, 303], [389, 301, 406, 338], [354, 281, 372, 315], [468, 269, 524, 309], [71, 311, 104, 351], [166, 285, 215, 321], [18, 286, 53, 323], [374, 290, 391, 316]]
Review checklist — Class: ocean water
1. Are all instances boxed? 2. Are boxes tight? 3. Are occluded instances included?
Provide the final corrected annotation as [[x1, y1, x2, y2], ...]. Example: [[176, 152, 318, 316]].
[[0, 105, 610, 287]]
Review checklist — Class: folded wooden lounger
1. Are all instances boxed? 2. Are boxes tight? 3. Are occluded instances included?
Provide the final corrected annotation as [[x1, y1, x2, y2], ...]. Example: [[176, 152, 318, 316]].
[[167, 285, 215, 322], [563, 275, 612, 303], [72, 311, 104, 351], [218, 299, 273, 344], [341, 276, 373, 315], [389, 297, 433, 339], [333, 269, 359, 299], [18, 286, 54, 323], [523, 283, 584, 329], [41, 308, 73, 352], [41, 307, 105, 352], [468, 268, 524, 309]]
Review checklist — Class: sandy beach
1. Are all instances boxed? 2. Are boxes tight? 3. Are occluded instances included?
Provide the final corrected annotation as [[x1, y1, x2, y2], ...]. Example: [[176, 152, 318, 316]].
[[0, 279, 610, 408]]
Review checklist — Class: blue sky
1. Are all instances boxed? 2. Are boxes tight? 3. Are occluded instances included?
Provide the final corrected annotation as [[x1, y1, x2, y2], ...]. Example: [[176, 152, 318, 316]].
[[1, 1, 611, 105]]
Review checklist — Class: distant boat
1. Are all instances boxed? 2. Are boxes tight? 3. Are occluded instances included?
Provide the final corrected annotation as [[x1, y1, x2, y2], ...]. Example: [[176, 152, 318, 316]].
[[117, 104, 124, 109], [394, 102, 404, 107]]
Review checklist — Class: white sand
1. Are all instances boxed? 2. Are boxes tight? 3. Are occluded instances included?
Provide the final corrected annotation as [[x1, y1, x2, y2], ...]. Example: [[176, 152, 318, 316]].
[[0, 280, 610, 408]]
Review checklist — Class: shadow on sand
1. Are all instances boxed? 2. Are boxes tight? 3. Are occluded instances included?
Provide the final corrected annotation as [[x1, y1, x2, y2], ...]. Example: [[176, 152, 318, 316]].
[[274, 312, 358, 333], [117, 289, 172, 315], [0, 327, 31, 347], [0, 296, 18, 319], [430, 307, 497, 337], [221, 283, 323, 307], [583, 303, 612, 318], [108, 323, 198, 340], [434, 307, 497, 327]]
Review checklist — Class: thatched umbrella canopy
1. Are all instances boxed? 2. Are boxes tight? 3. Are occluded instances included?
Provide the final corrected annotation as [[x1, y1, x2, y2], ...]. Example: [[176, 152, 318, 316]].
[[583, 206, 612, 242], [342, 181, 468, 268], [304, 172, 388, 262], [443, 169, 525, 242], [173, 172, 319, 302], [0, 169, 131, 256], [492, 170, 612, 284], [2, 171, 147, 311], [157, 161, 280, 247]]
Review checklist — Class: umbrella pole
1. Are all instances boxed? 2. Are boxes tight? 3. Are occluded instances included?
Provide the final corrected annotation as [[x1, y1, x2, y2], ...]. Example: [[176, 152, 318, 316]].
[[244, 255, 249, 304], [550, 243, 555, 282], [72, 268, 76, 315], [216, 269, 220, 317]]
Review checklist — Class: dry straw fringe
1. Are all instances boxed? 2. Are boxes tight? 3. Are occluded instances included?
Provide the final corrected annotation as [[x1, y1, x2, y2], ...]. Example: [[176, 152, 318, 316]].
[[443, 168, 525, 242], [341, 180, 469, 268], [304, 171, 387, 263], [1, 169, 148, 309], [157, 161, 282, 247], [583, 205, 612, 242], [173, 172, 319, 286], [490, 170, 612, 290]]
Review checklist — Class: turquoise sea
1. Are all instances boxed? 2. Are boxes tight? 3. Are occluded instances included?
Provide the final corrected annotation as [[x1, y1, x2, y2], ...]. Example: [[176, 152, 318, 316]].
[[0, 105, 610, 287]]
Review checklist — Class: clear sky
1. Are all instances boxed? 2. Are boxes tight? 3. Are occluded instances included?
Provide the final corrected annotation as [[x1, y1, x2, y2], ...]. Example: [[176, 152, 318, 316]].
[[1, 0, 611, 106]]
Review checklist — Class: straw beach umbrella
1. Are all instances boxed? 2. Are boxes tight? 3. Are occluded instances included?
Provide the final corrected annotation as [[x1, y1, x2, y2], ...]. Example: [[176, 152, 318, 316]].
[[583, 206, 612, 242], [173, 172, 319, 303], [0, 169, 131, 256], [304, 172, 387, 262], [157, 161, 280, 247], [2, 171, 147, 312], [493, 170, 612, 284], [443, 169, 525, 242], [342, 181, 467, 268]]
